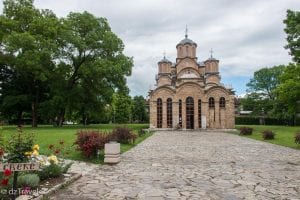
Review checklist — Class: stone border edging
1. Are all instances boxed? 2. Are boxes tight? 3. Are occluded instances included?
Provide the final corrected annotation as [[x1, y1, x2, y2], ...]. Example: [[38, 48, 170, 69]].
[[32, 173, 82, 200]]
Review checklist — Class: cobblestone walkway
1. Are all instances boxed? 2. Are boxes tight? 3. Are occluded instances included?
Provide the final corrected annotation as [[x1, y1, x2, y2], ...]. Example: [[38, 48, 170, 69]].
[[51, 131, 300, 200]]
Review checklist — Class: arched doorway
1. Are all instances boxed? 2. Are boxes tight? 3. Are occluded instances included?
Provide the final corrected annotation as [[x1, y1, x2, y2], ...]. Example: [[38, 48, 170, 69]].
[[186, 97, 194, 129]]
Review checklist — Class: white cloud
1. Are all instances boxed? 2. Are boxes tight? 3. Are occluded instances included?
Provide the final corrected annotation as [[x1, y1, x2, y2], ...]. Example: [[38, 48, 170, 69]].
[[1, 0, 299, 96]]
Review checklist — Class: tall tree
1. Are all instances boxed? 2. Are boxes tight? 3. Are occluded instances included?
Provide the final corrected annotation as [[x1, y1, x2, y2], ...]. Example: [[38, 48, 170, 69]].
[[284, 10, 300, 64], [277, 63, 300, 116], [246, 65, 284, 100], [0, 0, 60, 127], [245, 65, 285, 116], [111, 93, 132, 124], [132, 96, 148, 123], [53, 11, 132, 126]]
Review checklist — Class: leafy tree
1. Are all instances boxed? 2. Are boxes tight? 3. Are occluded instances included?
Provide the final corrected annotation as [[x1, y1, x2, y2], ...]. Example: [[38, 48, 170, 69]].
[[52, 11, 132, 126], [111, 93, 132, 124], [132, 95, 148, 123], [246, 65, 285, 100], [284, 10, 300, 63], [277, 63, 300, 115], [0, 0, 60, 127], [0, 1, 132, 127], [243, 66, 285, 118]]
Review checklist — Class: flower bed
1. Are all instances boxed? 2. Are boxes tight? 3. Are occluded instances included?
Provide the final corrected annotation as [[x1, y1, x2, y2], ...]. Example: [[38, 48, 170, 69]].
[[0, 127, 76, 199]]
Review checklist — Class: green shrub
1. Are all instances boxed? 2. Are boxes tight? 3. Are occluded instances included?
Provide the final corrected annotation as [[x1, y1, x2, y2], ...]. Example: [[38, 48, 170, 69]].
[[17, 174, 40, 188], [38, 163, 62, 181], [262, 130, 275, 140], [295, 133, 300, 145], [239, 127, 253, 135], [111, 127, 137, 144]]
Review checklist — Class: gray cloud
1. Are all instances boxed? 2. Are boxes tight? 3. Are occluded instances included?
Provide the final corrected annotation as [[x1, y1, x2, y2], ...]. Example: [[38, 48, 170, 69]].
[[1, 0, 299, 97]]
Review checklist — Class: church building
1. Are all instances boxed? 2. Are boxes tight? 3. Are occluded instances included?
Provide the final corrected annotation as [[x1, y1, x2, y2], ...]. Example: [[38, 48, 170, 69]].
[[149, 32, 235, 129]]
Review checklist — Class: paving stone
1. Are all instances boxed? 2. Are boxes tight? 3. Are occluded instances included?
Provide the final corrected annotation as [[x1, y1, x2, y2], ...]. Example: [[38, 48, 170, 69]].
[[50, 131, 300, 200]]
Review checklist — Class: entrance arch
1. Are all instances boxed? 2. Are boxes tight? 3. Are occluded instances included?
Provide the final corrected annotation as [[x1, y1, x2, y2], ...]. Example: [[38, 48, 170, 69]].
[[186, 97, 194, 129]]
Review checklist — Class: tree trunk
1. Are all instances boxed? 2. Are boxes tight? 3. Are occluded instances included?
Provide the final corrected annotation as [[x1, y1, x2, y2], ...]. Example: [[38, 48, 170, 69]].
[[31, 102, 38, 128], [58, 109, 65, 127]]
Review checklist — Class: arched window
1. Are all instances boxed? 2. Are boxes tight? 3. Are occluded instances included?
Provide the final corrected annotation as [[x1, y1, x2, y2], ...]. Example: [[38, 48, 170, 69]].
[[167, 98, 172, 128], [179, 99, 182, 127], [157, 98, 162, 128], [186, 97, 194, 129], [198, 99, 201, 128], [220, 97, 226, 108], [209, 97, 215, 108]]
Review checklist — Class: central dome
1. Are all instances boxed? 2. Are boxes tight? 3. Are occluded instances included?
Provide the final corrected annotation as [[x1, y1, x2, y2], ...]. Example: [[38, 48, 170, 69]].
[[176, 36, 197, 47]]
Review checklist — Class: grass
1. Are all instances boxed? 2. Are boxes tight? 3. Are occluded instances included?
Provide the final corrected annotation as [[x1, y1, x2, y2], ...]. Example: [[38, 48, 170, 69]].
[[235, 125, 300, 149], [0, 124, 151, 163]]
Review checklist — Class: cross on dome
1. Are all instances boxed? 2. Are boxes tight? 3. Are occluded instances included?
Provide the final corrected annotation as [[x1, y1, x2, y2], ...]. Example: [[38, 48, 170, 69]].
[[185, 25, 188, 38]]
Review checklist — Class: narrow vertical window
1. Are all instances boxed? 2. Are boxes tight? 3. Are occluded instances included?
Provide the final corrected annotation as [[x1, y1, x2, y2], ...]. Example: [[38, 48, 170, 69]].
[[220, 97, 225, 108], [209, 97, 215, 108], [198, 99, 201, 128], [157, 98, 162, 128], [209, 97, 215, 122], [167, 98, 172, 128], [179, 99, 182, 127]]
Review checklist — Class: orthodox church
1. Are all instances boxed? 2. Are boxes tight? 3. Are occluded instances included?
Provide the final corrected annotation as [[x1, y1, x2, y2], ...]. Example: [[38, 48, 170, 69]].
[[149, 31, 235, 129]]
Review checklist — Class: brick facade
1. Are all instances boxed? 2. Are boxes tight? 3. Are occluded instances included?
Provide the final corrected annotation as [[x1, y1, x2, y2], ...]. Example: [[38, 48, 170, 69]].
[[149, 34, 235, 129]]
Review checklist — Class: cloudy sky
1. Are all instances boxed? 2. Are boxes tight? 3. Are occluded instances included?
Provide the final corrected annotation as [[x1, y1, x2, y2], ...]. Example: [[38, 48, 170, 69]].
[[1, 0, 299, 97]]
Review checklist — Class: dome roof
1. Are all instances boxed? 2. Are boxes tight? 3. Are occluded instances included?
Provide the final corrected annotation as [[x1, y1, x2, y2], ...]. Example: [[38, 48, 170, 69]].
[[176, 36, 197, 47], [158, 56, 172, 64], [178, 38, 197, 45]]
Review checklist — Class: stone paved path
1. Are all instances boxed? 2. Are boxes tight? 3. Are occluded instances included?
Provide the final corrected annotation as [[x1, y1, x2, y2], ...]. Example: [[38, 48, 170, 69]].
[[51, 131, 300, 200]]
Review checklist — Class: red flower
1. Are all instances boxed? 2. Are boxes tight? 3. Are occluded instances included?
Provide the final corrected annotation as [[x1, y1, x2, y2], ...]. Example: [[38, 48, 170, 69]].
[[54, 149, 60, 154], [48, 144, 54, 150], [59, 140, 64, 145], [1, 179, 8, 186], [4, 169, 12, 177]]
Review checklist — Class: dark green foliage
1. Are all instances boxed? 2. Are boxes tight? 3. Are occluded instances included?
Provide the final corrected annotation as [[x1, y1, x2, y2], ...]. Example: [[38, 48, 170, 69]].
[[38, 163, 62, 181], [262, 130, 275, 140], [239, 127, 253, 135], [132, 96, 148, 123], [295, 133, 300, 145], [0, 0, 133, 127], [235, 117, 260, 125], [111, 93, 133, 123], [284, 9, 300, 63], [277, 64, 300, 116], [5, 127, 34, 163], [235, 117, 292, 125], [111, 127, 137, 144], [17, 174, 40, 188], [74, 130, 109, 158]]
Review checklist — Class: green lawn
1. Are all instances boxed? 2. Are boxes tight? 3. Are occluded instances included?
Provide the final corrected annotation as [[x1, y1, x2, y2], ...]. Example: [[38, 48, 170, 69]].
[[235, 125, 300, 149], [0, 124, 151, 163]]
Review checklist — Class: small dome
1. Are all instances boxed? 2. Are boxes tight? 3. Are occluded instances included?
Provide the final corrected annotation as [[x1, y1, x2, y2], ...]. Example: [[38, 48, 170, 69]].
[[158, 56, 172, 64], [205, 57, 219, 62]]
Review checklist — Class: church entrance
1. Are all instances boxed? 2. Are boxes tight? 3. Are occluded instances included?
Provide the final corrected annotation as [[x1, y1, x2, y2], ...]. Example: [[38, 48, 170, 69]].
[[186, 97, 194, 129]]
